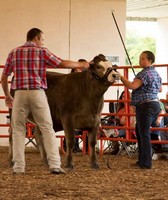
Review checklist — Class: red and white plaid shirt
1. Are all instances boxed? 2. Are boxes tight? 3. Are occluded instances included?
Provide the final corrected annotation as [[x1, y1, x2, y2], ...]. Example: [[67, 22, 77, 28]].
[[3, 41, 62, 89]]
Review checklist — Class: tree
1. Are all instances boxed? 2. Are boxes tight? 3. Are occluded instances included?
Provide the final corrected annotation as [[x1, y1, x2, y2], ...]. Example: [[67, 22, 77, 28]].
[[126, 29, 156, 66]]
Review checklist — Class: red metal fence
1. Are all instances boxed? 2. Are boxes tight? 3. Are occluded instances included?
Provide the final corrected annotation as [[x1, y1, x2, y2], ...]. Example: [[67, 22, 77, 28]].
[[0, 64, 168, 155]]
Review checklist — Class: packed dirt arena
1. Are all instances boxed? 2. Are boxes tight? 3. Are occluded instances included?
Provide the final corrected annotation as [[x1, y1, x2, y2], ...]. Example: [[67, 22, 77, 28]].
[[0, 146, 168, 200], [0, 2, 168, 200]]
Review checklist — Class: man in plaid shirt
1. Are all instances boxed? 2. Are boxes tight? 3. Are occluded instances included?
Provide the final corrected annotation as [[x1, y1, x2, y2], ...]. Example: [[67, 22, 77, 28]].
[[1, 28, 89, 175]]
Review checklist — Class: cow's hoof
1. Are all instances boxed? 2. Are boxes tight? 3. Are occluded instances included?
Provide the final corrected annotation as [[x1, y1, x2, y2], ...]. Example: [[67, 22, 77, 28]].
[[65, 164, 74, 169], [91, 163, 99, 169]]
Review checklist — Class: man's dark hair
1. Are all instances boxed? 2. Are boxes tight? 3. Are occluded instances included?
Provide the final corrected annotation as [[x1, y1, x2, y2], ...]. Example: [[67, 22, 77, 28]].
[[142, 50, 155, 64], [26, 28, 43, 41]]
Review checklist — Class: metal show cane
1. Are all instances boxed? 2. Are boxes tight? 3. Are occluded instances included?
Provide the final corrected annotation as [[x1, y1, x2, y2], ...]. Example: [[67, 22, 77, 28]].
[[111, 10, 136, 77], [106, 11, 136, 170]]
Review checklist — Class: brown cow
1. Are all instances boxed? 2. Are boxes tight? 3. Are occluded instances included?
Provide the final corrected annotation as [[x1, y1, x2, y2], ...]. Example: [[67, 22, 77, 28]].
[[8, 54, 119, 169]]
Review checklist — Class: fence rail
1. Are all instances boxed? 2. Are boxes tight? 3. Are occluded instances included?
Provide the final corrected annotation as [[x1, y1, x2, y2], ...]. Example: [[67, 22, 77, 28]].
[[0, 64, 168, 154]]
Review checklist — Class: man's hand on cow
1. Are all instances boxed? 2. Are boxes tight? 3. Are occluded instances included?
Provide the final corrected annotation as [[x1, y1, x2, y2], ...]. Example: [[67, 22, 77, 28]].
[[5, 95, 13, 108], [79, 61, 90, 69]]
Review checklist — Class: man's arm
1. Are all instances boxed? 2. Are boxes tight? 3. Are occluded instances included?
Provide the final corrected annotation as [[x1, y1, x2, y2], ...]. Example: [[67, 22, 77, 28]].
[[59, 60, 89, 69], [1, 74, 13, 108]]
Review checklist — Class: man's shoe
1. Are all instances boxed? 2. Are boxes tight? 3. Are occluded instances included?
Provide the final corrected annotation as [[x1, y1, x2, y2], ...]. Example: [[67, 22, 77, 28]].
[[50, 168, 66, 175], [13, 172, 25, 176]]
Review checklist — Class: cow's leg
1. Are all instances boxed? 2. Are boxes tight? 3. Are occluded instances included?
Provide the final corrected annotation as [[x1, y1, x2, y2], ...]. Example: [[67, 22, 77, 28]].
[[65, 132, 75, 169], [8, 127, 13, 167], [63, 123, 75, 169], [88, 127, 99, 169], [33, 126, 48, 165]]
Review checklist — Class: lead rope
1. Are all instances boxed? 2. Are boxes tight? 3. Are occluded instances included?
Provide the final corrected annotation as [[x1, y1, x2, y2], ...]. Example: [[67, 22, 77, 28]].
[[106, 77, 120, 169]]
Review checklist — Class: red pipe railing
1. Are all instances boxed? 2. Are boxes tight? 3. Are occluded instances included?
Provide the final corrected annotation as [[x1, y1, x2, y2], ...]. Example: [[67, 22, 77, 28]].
[[0, 64, 168, 153]]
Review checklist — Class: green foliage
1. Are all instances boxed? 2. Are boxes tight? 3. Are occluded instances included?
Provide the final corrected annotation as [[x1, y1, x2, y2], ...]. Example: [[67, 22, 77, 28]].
[[126, 30, 156, 66]]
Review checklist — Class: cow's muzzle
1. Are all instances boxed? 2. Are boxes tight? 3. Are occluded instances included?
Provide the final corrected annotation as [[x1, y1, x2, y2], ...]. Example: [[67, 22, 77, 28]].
[[112, 72, 120, 81]]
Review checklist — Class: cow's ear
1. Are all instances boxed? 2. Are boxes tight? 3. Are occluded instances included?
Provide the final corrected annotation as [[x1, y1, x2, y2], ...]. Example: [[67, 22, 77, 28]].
[[93, 56, 100, 64], [98, 54, 107, 61]]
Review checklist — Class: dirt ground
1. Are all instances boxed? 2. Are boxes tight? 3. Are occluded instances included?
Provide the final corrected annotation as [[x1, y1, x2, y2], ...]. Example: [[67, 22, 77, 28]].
[[0, 146, 168, 200]]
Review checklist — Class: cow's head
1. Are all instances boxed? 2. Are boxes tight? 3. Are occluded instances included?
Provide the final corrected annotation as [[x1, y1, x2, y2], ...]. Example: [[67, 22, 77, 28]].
[[90, 54, 120, 84]]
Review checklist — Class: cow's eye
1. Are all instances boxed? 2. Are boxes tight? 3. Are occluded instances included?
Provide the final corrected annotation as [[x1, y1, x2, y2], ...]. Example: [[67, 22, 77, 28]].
[[97, 65, 101, 69]]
